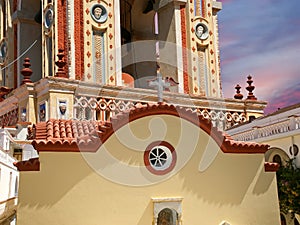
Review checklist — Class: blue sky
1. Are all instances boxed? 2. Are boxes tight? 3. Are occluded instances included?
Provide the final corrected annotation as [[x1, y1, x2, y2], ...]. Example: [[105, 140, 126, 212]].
[[218, 0, 300, 114]]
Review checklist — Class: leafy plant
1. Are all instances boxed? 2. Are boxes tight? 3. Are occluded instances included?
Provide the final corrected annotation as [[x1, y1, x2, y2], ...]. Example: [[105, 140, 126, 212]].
[[276, 158, 300, 216]]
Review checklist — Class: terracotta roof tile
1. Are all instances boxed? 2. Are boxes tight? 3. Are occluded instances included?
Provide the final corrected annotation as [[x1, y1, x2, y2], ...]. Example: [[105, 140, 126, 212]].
[[32, 103, 269, 154], [264, 162, 280, 172], [13, 157, 40, 171], [32, 119, 110, 152]]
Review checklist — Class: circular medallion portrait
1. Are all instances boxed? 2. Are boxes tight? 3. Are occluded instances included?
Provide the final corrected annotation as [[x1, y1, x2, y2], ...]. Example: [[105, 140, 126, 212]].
[[91, 4, 108, 23], [195, 23, 209, 40], [44, 5, 54, 32], [0, 40, 8, 65]]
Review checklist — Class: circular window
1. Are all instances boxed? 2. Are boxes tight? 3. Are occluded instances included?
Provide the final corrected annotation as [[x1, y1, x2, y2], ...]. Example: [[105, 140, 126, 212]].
[[289, 144, 299, 156], [144, 141, 176, 175]]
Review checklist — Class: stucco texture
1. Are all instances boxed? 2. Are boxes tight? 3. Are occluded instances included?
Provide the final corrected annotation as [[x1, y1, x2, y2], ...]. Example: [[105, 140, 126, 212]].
[[17, 115, 280, 225]]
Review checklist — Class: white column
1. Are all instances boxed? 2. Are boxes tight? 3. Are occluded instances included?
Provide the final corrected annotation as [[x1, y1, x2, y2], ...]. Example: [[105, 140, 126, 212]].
[[288, 115, 296, 131], [114, 0, 122, 86], [174, 3, 184, 93]]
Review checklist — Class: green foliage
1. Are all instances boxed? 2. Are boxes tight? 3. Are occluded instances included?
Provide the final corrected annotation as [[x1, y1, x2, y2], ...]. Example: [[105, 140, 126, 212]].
[[277, 158, 300, 216]]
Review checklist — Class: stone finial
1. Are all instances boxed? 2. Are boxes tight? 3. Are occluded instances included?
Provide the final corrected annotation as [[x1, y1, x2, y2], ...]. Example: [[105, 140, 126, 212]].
[[246, 75, 257, 100], [55, 48, 67, 78], [234, 84, 243, 100], [21, 58, 33, 84]]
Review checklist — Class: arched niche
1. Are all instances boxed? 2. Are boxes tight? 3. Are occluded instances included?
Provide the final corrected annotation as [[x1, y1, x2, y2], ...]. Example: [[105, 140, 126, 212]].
[[265, 147, 290, 166]]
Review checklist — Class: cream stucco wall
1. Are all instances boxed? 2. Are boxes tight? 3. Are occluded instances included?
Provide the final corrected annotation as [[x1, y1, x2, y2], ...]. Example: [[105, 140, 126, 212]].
[[17, 115, 280, 225]]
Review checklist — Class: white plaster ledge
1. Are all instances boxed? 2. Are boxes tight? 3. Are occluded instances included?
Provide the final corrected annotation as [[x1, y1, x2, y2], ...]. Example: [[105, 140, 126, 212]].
[[155, 0, 187, 10]]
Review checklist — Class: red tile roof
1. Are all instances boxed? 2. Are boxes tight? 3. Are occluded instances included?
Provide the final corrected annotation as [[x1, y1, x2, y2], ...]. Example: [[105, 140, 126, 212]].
[[32, 103, 269, 154], [32, 119, 112, 152]]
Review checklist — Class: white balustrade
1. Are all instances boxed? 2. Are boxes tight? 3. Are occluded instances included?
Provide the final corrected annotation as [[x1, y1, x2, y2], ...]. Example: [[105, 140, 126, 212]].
[[73, 96, 247, 130], [0, 149, 16, 167], [230, 116, 300, 141]]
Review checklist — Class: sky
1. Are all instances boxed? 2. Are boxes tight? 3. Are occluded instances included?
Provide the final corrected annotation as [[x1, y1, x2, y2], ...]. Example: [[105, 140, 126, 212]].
[[218, 0, 300, 114]]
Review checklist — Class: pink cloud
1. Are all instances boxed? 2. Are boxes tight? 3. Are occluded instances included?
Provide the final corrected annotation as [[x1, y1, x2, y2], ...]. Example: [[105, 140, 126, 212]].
[[264, 83, 300, 114]]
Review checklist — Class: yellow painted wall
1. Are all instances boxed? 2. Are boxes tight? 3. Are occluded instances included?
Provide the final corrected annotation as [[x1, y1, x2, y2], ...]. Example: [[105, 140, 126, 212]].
[[264, 134, 300, 152], [17, 115, 281, 225]]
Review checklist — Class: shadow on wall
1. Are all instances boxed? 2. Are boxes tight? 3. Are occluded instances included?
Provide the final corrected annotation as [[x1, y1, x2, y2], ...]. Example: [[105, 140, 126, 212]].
[[253, 168, 275, 195], [18, 152, 93, 208], [178, 147, 264, 206]]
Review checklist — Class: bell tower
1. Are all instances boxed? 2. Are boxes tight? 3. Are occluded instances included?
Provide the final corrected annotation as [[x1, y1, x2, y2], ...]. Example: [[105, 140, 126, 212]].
[[40, 0, 222, 97], [186, 0, 223, 97]]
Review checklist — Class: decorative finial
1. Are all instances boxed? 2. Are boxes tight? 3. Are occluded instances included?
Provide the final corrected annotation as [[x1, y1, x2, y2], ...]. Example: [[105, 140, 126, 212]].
[[246, 75, 257, 100], [21, 58, 33, 84], [55, 48, 67, 78], [234, 84, 243, 100]]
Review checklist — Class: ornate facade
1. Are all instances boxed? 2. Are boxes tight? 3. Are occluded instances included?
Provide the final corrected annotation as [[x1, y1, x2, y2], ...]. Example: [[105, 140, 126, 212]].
[[0, 0, 282, 224]]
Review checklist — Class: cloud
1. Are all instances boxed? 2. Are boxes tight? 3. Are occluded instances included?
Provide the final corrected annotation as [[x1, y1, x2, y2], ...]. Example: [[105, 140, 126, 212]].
[[218, 0, 300, 114], [264, 82, 300, 114]]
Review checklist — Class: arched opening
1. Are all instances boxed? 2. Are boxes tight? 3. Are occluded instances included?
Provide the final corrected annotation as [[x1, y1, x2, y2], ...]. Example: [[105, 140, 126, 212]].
[[157, 208, 178, 225], [120, 0, 156, 88], [265, 147, 290, 166], [17, 0, 42, 84], [119, 0, 180, 90], [273, 154, 282, 166]]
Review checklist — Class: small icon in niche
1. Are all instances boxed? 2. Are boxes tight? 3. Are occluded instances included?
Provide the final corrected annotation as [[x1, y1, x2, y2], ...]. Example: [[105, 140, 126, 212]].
[[59, 100, 67, 116], [195, 23, 209, 40], [44, 7, 54, 29], [0, 40, 8, 65], [39, 103, 46, 122], [91, 4, 108, 23]]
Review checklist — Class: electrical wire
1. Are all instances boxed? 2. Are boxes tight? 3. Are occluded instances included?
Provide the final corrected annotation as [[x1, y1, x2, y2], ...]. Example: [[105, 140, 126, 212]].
[[1, 39, 38, 71]]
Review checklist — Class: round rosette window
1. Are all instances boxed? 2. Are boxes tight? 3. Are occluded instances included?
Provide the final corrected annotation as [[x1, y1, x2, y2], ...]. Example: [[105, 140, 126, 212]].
[[144, 141, 177, 175]]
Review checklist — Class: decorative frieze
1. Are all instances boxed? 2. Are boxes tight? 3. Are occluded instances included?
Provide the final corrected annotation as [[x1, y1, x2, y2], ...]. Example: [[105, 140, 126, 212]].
[[74, 95, 247, 130]]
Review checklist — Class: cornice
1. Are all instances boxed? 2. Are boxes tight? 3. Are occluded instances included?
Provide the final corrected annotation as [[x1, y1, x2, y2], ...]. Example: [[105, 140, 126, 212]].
[[212, 1, 222, 12]]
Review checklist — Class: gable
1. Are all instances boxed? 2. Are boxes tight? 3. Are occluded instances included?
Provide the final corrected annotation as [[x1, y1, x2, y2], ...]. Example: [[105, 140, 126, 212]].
[[16, 104, 281, 225], [31, 103, 269, 154], [23, 103, 279, 175]]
